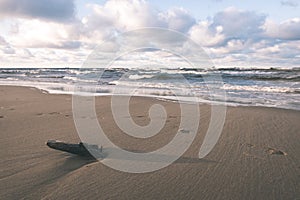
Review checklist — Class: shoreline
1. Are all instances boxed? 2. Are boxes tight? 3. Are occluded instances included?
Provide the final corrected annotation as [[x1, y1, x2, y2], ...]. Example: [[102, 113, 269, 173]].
[[1, 66, 300, 112], [1, 84, 299, 112], [0, 85, 299, 199]]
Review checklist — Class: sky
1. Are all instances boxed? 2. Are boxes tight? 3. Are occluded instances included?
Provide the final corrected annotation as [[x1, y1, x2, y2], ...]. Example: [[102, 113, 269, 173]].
[[0, 0, 299, 68]]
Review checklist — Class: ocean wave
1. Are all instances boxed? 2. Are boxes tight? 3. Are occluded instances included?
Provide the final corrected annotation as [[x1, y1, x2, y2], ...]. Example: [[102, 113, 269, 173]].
[[222, 84, 299, 94], [128, 74, 155, 80], [33, 75, 65, 79], [63, 76, 78, 81], [1, 67, 299, 111], [214, 66, 300, 72]]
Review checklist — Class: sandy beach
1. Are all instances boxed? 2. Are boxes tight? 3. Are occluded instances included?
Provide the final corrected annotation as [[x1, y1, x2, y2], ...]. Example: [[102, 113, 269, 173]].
[[0, 86, 299, 200]]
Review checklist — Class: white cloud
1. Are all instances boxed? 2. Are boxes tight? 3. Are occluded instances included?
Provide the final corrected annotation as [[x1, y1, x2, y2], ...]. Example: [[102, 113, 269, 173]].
[[80, 0, 197, 44], [189, 21, 225, 46], [264, 18, 300, 40], [209, 39, 247, 55], [187, 7, 300, 67], [212, 7, 266, 40], [189, 7, 266, 48], [159, 7, 196, 32], [0, 0, 299, 67], [8, 19, 82, 49], [82, 0, 164, 33]]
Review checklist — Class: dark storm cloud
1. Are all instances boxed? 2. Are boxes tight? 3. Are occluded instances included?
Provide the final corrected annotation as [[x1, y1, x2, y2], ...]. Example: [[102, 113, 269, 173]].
[[0, 0, 76, 22]]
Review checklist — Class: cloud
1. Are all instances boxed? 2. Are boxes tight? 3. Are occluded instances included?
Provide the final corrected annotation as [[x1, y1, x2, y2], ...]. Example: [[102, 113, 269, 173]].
[[83, 0, 164, 32], [0, 0, 76, 22], [212, 7, 266, 40], [78, 0, 165, 45], [159, 7, 196, 32], [8, 19, 82, 49], [47, 41, 81, 49], [0, 0, 299, 67], [0, 35, 8, 45], [187, 7, 300, 67], [0, 36, 16, 55], [264, 18, 300, 40], [210, 38, 300, 67], [250, 40, 300, 66], [209, 39, 250, 55], [189, 21, 225, 46], [81, 0, 196, 42], [281, 0, 298, 7], [189, 7, 266, 47], [22, 48, 34, 57], [2, 46, 15, 54]]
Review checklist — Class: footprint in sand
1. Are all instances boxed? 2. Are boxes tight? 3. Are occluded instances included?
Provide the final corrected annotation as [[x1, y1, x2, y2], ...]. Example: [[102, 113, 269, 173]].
[[241, 143, 265, 159], [169, 116, 177, 119], [0, 107, 15, 111], [48, 112, 61, 115], [241, 143, 287, 158], [245, 143, 254, 148], [36, 112, 63, 116], [0, 115, 4, 119], [266, 147, 287, 156]]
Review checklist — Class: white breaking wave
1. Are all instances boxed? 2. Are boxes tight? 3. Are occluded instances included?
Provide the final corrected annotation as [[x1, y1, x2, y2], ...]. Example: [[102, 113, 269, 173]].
[[128, 74, 154, 80], [0, 67, 299, 111], [222, 84, 296, 93]]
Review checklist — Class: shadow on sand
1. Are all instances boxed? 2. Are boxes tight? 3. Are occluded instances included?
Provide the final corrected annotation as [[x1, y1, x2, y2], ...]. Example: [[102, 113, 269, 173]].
[[175, 157, 218, 164], [56, 149, 218, 166]]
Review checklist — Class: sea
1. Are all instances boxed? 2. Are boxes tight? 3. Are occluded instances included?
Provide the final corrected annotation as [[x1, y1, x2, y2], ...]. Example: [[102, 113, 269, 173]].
[[0, 67, 299, 110]]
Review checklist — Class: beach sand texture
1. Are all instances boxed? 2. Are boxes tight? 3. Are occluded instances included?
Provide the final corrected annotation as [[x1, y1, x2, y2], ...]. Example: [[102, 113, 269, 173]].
[[0, 86, 299, 199]]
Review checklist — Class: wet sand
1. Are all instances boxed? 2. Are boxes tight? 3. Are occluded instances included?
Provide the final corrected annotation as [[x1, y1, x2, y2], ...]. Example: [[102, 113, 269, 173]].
[[0, 86, 299, 199]]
